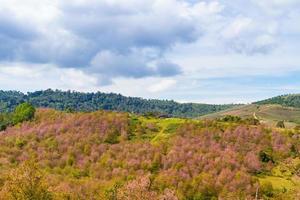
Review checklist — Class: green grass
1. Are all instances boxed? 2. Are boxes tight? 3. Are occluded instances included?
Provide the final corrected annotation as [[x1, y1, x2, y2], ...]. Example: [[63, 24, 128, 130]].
[[129, 115, 187, 144], [149, 118, 186, 144], [258, 158, 300, 192], [258, 176, 298, 191]]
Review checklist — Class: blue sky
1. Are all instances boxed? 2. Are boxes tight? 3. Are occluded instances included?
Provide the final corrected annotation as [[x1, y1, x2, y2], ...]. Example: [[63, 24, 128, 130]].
[[0, 0, 299, 103]]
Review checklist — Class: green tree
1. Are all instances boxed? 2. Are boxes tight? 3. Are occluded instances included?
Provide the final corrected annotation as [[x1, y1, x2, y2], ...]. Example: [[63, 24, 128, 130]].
[[0, 89, 237, 118], [0, 114, 9, 131], [12, 103, 36, 125], [104, 128, 120, 144]]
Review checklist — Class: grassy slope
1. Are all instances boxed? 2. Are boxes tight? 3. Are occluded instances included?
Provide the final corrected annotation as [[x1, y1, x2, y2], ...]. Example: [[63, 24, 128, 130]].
[[200, 104, 300, 128]]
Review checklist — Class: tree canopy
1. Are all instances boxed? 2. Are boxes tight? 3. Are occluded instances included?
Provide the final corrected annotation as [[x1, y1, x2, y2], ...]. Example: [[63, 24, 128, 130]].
[[13, 103, 36, 124], [0, 102, 36, 131], [0, 89, 237, 118], [256, 94, 300, 108]]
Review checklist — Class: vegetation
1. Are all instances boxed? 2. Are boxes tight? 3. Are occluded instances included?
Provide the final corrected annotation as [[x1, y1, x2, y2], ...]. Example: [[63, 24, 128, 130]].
[[0, 89, 237, 118], [201, 104, 300, 128], [256, 94, 300, 108], [1, 161, 53, 200], [217, 115, 260, 125], [276, 121, 285, 128], [0, 108, 299, 199], [12, 103, 36, 125], [0, 103, 36, 131]]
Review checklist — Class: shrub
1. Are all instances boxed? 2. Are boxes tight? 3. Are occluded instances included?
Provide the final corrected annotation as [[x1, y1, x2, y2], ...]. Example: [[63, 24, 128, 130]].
[[15, 138, 26, 149], [0, 114, 11, 131], [0, 123, 7, 131], [276, 121, 285, 128], [244, 117, 260, 125], [259, 150, 274, 163], [219, 115, 242, 123], [12, 103, 36, 125], [105, 182, 122, 200], [1, 161, 53, 200], [260, 181, 274, 198], [104, 129, 120, 144]]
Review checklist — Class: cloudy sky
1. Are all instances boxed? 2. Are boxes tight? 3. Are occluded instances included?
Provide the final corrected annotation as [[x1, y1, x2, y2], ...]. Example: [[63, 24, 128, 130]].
[[0, 0, 299, 103]]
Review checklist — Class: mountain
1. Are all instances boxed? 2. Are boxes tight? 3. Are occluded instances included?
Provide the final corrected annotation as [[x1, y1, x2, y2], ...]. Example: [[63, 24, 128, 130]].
[[256, 94, 300, 108], [0, 108, 299, 199], [200, 104, 300, 128], [0, 89, 237, 118]]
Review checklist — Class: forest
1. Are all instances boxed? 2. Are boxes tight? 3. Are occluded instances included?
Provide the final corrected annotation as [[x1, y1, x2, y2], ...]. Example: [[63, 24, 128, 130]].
[[0, 104, 299, 199], [0, 89, 236, 118], [256, 94, 300, 108]]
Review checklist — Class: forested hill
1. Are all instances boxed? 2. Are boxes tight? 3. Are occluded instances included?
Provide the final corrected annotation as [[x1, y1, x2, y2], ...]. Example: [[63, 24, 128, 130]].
[[256, 94, 300, 108], [0, 89, 236, 118]]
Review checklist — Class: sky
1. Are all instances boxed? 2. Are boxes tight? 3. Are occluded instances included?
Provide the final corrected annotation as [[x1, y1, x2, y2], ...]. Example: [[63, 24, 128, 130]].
[[0, 0, 300, 104]]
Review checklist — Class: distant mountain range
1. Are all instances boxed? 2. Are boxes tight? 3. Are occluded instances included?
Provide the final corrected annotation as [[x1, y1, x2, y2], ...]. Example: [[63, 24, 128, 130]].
[[0, 89, 236, 118]]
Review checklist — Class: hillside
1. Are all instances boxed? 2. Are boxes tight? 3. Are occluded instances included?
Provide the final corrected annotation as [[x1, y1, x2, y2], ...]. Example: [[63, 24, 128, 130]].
[[0, 108, 299, 199], [200, 104, 300, 128], [0, 90, 236, 118], [256, 94, 300, 108]]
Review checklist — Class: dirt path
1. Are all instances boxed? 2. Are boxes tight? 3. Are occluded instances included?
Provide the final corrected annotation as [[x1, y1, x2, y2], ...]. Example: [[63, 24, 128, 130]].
[[253, 112, 258, 120]]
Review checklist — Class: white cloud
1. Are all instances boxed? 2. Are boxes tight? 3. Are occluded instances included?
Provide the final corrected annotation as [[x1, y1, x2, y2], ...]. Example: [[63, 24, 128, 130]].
[[0, 0, 225, 83], [222, 17, 253, 39], [0, 62, 99, 92], [0, 63, 44, 78], [148, 79, 177, 93], [219, 15, 278, 54], [89, 49, 181, 84], [253, 0, 300, 15], [0, 0, 299, 103], [59, 68, 98, 89], [0, 0, 60, 24]]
